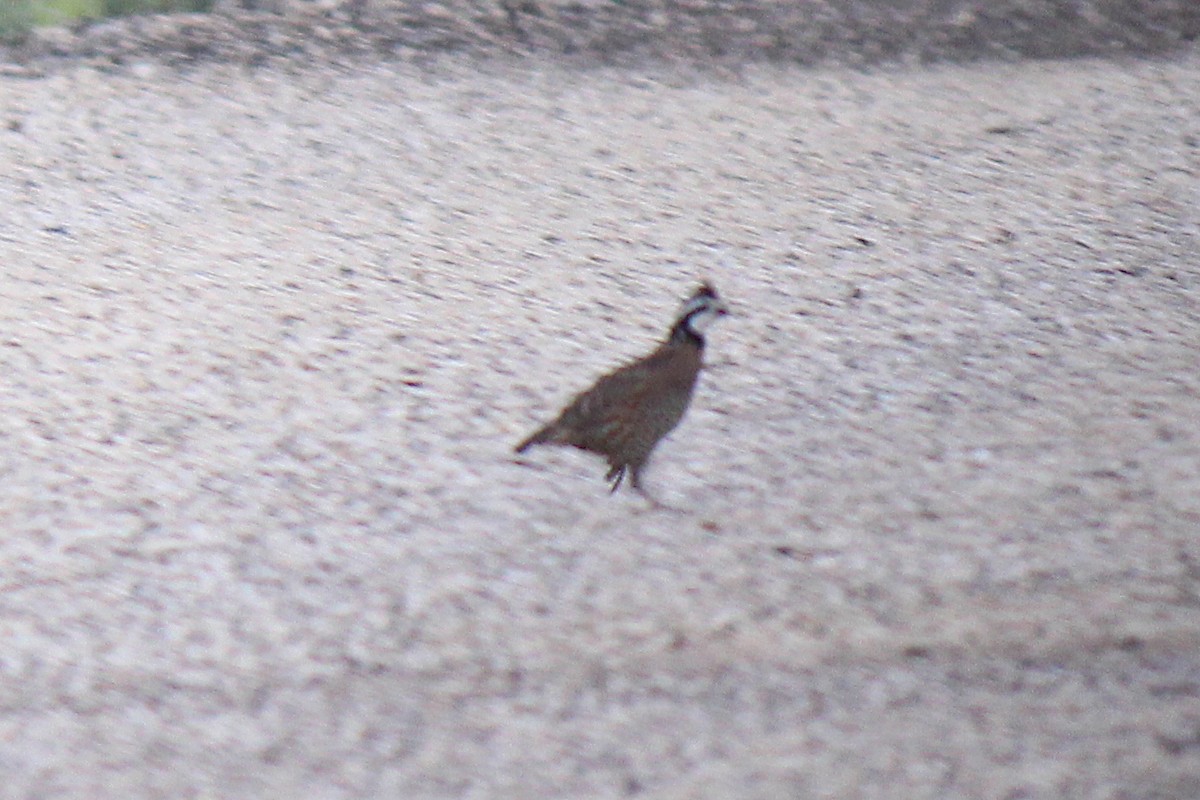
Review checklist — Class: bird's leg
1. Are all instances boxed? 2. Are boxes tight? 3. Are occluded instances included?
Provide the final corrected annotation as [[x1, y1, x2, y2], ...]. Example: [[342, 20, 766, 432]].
[[606, 465, 626, 493]]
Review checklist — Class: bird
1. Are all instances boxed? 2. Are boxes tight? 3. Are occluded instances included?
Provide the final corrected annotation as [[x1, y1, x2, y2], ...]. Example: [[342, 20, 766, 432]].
[[515, 282, 729, 499]]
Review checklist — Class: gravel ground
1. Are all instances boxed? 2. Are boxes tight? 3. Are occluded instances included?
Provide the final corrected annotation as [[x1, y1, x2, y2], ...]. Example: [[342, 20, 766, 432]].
[[1, 10, 1199, 800]]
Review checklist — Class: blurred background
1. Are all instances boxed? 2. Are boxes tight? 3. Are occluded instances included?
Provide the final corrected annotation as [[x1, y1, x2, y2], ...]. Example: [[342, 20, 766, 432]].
[[3, 1, 1198, 64], [1, 0, 214, 39]]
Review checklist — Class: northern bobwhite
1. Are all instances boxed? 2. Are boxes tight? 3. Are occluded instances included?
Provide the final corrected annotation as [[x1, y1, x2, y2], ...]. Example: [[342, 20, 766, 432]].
[[515, 282, 729, 496]]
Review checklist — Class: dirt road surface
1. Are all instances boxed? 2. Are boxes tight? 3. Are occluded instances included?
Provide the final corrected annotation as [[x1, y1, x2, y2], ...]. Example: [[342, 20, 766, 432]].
[[1, 6, 1199, 798]]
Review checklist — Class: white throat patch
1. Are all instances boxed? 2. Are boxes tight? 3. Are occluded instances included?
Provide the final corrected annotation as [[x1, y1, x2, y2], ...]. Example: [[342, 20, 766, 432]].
[[686, 305, 723, 334]]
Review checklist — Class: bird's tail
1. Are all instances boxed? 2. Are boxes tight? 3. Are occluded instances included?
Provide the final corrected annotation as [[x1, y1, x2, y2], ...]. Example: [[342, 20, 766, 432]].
[[515, 424, 556, 453]]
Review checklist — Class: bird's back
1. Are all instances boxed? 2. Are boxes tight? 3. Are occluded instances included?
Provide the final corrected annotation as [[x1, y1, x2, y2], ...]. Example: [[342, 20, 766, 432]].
[[523, 338, 703, 464]]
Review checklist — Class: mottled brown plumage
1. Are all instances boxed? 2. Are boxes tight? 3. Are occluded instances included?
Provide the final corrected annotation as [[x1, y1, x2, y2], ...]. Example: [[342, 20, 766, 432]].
[[515, 283, 728, 496]]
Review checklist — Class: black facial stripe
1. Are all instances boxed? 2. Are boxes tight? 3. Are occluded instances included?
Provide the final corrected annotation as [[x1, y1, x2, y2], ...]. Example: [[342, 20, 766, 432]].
[[683, 301, 717, 323], [670, 303, 713, 342]]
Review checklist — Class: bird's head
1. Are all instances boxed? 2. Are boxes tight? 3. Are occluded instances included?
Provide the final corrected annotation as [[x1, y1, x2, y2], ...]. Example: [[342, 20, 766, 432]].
[[672, 281, 729, 341]]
